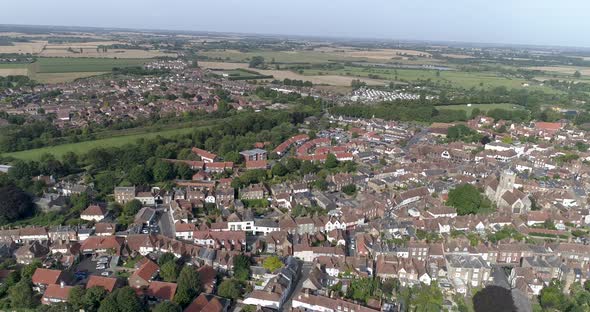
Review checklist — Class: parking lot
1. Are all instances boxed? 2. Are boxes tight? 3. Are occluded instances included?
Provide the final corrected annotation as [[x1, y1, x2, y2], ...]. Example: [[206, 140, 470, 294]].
[[74, 255, 115, 280]]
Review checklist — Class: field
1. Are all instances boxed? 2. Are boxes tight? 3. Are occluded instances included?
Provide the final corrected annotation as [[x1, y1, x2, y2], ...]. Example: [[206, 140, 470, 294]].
[[31, 57, 149, 73], [199, 61, 387, 86], [528, 66, 590, 76], [0, 63, 28, 76], [2, 126, 201, 161], [211, 68, 273, 80], [437, 103, 526, 115], [0, 41, 46, 54], [39, 40, 176, 58]]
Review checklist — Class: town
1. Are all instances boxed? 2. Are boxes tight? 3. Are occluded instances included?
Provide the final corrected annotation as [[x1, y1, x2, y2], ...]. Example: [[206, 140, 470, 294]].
[[1, 16, 590, 312]]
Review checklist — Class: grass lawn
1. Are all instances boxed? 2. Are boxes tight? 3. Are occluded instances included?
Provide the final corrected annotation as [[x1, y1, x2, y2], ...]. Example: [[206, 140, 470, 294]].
[[31, 57, 148, 73], [3, 126, 200, 161], [437, 103, 526, 115]]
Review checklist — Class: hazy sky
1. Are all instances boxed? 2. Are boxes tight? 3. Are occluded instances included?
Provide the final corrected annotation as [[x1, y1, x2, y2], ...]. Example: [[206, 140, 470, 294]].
[[2, 0, 589, 47]]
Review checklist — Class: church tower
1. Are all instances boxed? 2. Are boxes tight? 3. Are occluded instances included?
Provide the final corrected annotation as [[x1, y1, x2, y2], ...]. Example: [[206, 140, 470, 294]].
[[496, 170, 515, 201]]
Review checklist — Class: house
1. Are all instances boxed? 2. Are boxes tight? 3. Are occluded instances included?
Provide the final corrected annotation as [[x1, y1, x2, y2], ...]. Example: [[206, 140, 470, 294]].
[[192, 147, 218, 163], [80, 236, 124, 256], [184, 293, 230, 312], [86, 275, 119, 293], [240, 184, 268, 200], [19, 226, 49, 242], [293, 292, 380, 312], [198, 265, 218, 294], [41, 283, 73, 305], [94, 223, 116, 236], [175, 223, 197, 240], [245, 160, 268, 170], [114, 187, 136, 204], [32, 268, 64, 292], [15, 241, 49, 264], [240, 149, 268, 161], [145, 281, 177, 303], [445, 254, 492, 290], [135, 207, 157, 226], [135, 192, 156, 206], [81, 205, 107, 222], [129, 259, 160, 289]]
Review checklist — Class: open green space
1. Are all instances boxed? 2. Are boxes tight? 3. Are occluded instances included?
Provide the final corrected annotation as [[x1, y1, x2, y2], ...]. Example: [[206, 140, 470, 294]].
[[437, 103, 526, 115], [31, 57, 149, 73], [200, 50, 370, 64], [2, 126, 200, 161], [214, 68, 273, 80]]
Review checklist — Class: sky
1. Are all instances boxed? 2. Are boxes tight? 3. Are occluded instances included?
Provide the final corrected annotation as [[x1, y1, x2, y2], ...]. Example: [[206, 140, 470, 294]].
[[1, 0, 589, 47]]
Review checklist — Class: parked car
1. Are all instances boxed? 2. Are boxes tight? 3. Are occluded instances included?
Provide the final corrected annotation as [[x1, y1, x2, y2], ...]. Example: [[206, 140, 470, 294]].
[[96, 264, 106, 270], [101, 271, 112, 277]]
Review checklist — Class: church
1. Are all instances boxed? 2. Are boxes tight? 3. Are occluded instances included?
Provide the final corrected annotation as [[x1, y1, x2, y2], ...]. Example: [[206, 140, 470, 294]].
[[485, 170, 531, 214]]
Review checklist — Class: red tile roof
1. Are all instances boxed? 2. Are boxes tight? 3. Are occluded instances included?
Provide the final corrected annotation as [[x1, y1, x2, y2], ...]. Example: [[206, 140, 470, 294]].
[[184, 293, 225, 312], [32, 268, 63, 285], [86, 275, 118, 292], [146, 281, 177, 301], [131, 259, 159, 282], [81, 205, 106, 216], [42, 283, 73, 303]]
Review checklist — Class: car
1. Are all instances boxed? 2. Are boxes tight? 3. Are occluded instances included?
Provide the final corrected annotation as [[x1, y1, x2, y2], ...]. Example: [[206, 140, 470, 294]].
[[96, 264, 106, 270], [101, 271, 112, 276], [97, 259, 109, 264]]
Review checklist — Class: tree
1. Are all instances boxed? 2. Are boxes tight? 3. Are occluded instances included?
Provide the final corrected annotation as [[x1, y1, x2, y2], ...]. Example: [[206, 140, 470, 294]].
[[233, 255, 251, 281], [153, 161, 174, 182], [342, 184, 357, 196], [263, 256, 283, 272], [175, 163, 193, 180], [153, 301, 181, 312], [158, 252, 176, 266], [21, 260, 41, 279], [97, 296, 119, 312], [115, 287, 143, 312], [271, 163, 288, 177], [174, 266, 202, 307], [538, 280, 568, 311], [9, 279, 36, 309], [0, 185, 36, 224], [447, 184, 486, 215], [473, 285, 517, 312], [217, 279, 241, 300], [249, 56, 265, 68], [123, 199, 142, 216], [160, 260, 180, 282], [574, 70, 582, 78], [128, 165, 150, 186], [325, 153, 338, 169], [69, 286, 86, 311], [83, 286, 108, 312]]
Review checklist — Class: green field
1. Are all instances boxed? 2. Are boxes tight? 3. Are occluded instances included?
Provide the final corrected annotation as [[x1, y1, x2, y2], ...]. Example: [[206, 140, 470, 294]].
[[2, 126, 199, 161], [437, 103, 526, 115], [31, 57, 148, 73], [200, 50, 368, 64], [0, 63, 29, 69]]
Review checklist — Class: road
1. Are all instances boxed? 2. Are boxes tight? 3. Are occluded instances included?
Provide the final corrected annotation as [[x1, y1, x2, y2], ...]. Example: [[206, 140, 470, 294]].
[[282, 263, 312, 311], [158, 209, 175, 238]]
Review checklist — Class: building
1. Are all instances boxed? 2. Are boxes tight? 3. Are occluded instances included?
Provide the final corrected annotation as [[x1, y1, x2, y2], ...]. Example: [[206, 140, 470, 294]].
[[115, 187, 136, 204], [80, 205, 107, 222], [240, 149, 268, 161]]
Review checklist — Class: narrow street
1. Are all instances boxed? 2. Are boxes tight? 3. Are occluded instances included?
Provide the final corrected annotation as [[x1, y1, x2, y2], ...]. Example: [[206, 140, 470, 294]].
[[158, 209, 175, 238], [282, 263, 312, 310]]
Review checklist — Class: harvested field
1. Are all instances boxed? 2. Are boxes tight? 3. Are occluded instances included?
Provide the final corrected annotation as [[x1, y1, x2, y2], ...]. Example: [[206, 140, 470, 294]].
[[441, 53, 475, 59], [0, 41, 46, 54], [314, 47, 432, 59], [199, 61, 386, 86], [528, 66, 590, 76], [31, 72, 108, 83], [0, 67, 28, 76], [39, 48, 176, 58]]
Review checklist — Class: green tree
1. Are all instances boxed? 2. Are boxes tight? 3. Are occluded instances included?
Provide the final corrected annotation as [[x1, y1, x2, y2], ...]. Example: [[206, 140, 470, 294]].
[[233, 255, 251, 281], [158, 252, 176, 266], [160, 261, 180, 282], [263, 256, 284, 272], [0, 185, 36, 225], [175, 163, 193, 180], [446, 184, 484, 215], [153, 301, 181, 312], [9, 279, 36, 309], [271, 163, 288, 177], [128, 165, 150, 186], [115, 287, 143, 312], [153, 160, 174, 182], [249, 56, 265, 68], [342, 184, 357, 196], [217, 279, 242, 299], [69, 286, 86, 311], [174, 266, 202, 307], [123, 199, 142, 216], [325, 153, 338, 169], [574, 70, 582, 78], [83, 286, 108, 312], [539, 280, 568, 310]]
